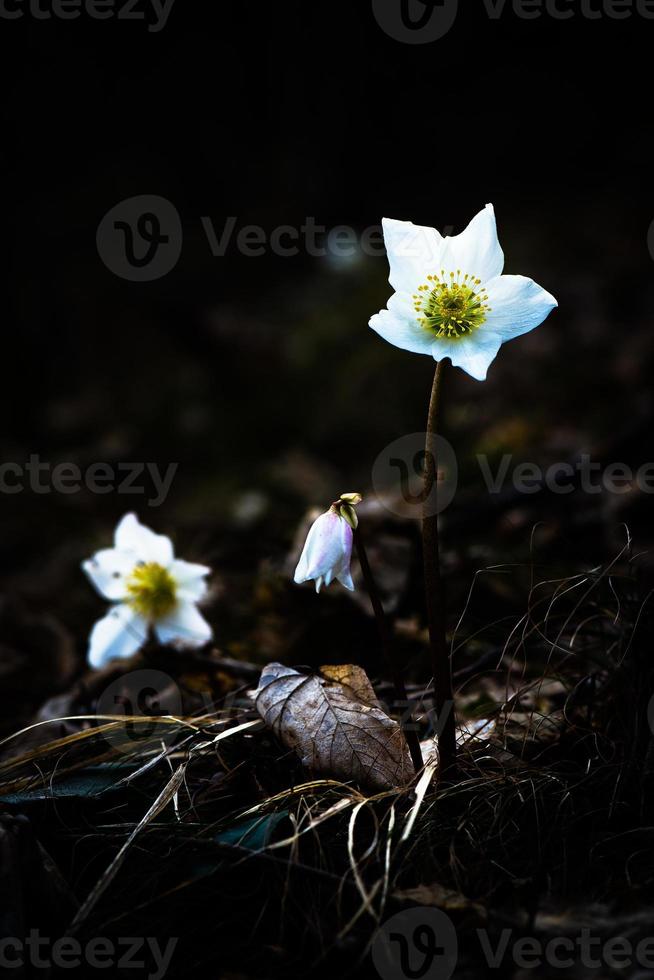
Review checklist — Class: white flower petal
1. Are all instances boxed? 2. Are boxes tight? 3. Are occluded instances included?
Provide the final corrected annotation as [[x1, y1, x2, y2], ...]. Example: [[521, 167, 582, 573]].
[[381, 217, 446, 293], [369, 307, 433, 357], [432, 331, 504, 382], [82, 549, 134, 601], [446, 203, 504, 283], [154, 600, 212, 649], [170, 559, 211, 602], [334, 541, 355, 591], [483, 274, 558, 340], [337, 567, 355, 591], [88, 603, 148, 669], [114, 513, 174, 566]]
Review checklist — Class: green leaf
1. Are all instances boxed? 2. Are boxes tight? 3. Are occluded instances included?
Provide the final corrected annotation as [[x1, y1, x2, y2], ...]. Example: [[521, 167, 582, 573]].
[[0, 765, 139, 804], [339, 504, 358, 529], [214, 812, 289, 851]]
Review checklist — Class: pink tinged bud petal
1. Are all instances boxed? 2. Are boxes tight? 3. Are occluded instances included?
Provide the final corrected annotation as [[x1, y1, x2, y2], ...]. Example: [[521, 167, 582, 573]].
[[294, 511, 354, 593]]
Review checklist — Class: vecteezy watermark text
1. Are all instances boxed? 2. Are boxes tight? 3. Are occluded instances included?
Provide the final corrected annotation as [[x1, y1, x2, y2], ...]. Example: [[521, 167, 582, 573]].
[[200, 215, 386, 260], [96, 195, 461, 281], [96, 195, 406, 281], [481, 0, 654, 18], [373, 907, 654, 979], [372, 0, 654, 44], [0, 0, 175, 31], [373, 434, 654, 517], [477, 452, 654, 496], [0, 456, 177, 506], [0, 932, 177, 978]]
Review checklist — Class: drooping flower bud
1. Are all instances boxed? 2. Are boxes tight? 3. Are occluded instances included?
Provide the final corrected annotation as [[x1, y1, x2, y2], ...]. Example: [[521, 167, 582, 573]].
[[293, 495, 362, 593]]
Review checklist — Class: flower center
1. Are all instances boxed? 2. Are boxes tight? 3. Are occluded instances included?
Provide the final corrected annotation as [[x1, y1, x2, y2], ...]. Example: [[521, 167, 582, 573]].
[[413, 270, 491, 340], [126, 562, 177, 619]]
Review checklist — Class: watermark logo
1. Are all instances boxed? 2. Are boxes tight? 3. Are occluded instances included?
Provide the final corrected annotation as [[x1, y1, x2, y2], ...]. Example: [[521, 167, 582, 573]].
[[372, 0, 459, 43], [97, 205, 459, 280], [648, 693, 654, 735], [97, 195, 183, 282], [96, 669, 182, 752], [373, 906, 654, 976], [373, 436, 654, 517], [372, 432, 458, 518], [372, 907, 458, 980]]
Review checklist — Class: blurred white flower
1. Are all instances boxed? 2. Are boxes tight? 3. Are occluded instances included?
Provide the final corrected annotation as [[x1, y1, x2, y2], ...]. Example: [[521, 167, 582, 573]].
[[82, 513, 212, 669], [294, 507, 355, 594], [369, 203, 557, 381]]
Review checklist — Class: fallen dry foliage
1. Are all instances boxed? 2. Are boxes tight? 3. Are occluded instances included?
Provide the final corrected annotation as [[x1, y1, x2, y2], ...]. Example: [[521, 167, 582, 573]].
[[255, 662, 413, 791]]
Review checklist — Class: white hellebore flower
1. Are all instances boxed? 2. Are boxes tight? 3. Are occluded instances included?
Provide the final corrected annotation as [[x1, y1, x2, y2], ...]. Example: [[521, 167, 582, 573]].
[[294, 506, 355, 594], [369, 203, 557, 381], [82, 513, 212, 669]]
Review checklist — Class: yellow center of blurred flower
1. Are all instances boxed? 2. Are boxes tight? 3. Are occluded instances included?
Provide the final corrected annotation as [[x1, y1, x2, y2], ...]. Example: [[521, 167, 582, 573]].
[[413, 270, 491, 339], [126, 562, 177, 619]]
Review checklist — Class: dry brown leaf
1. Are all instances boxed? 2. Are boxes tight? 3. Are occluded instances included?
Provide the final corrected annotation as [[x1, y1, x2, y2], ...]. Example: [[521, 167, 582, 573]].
[[255, 663, 413, 791], [318, 664, 380, 708]]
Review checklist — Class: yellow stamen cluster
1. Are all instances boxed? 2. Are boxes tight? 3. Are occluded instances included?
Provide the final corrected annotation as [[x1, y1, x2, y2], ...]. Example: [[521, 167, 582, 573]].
[[126, 562, 177, 619], [413, 270, 491, 339]]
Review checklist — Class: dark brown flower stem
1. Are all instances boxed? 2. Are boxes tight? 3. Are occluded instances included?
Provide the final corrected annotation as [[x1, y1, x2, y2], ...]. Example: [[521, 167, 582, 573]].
[[354, 524, 423, 775], [423, 360, 457, 777]]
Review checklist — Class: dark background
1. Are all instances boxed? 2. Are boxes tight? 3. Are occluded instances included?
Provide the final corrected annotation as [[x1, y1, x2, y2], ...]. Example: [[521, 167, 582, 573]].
[[0, 0, 652, 721]]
